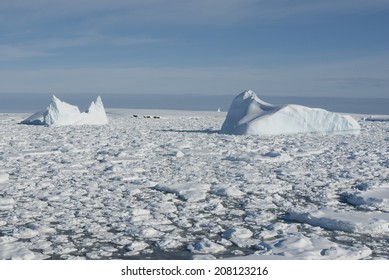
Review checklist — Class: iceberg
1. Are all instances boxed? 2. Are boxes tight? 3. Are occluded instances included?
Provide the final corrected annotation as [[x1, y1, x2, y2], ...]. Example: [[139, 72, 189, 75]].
[[21, 95, 108, 126], [220, 90, 360, 136]]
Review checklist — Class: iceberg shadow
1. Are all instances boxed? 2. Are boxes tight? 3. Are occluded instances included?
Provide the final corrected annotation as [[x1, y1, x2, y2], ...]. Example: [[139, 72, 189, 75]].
[[158, 129, 219, 134]]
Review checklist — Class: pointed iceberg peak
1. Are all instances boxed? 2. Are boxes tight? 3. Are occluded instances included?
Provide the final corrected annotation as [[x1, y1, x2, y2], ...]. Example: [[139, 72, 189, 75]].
[[84, 96, 108, 125], [22, 95, 108, 126], [49, 95, 64, 108], [87, 96, 105, 112], [50, 95, 69, 106], [241, 89, 257, 100], [96, 96, 103, 106], [237, 90, 272, 107], [92, 96, 104, 107], [48, 95, 79, 111]]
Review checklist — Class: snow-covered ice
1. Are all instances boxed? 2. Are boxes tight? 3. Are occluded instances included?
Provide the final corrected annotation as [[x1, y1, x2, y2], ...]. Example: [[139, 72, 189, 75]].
[[284, 208, 389, 235], [21, 95, 108, 126], [0, 173, 9, 183], [188, 238, 226, 254], [0, 198, 15, 211], [229, 233, 372, 260], [154, 183, 211, 202], [221, 90, 360, 135], [342, 183, 389, 211], [0, 108, 388, 259], [0, 237, 48, 260]]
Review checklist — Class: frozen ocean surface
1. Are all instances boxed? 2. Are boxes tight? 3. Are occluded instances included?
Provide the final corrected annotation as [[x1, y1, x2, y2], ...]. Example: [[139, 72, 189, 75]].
[[0, 108, 388, 259]]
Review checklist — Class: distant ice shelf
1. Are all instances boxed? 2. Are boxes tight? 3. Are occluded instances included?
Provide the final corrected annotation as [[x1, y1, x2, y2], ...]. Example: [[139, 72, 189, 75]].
[[220, 90, 361, 136], [364, 115, 389, 122]]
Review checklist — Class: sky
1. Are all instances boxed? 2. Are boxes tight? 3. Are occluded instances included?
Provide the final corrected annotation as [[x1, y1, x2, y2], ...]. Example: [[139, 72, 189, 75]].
[[0, 0, 389, 98]]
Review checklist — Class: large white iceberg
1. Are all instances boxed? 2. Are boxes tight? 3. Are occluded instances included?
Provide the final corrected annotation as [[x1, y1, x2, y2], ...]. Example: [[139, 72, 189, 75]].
[[220, 90, 360, 136], [21, 95, 108, 126]]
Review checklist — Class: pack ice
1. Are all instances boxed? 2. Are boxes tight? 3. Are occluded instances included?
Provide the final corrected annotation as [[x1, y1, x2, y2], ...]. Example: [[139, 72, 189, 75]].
[[220, 90, 360, 135], [21, 95, 108, 126]]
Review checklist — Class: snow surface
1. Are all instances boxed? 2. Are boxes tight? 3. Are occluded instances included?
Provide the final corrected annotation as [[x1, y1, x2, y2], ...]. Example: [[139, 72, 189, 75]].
[[0, 173, 9, 183], [285, 208, 389, 235], [342, 183, 389, 211], [21, 95, 108, 126], [154, 183, 211, 202], [221, 90, 361, 135], [228, 233, 372, 260], [0, 109, 388, 259]]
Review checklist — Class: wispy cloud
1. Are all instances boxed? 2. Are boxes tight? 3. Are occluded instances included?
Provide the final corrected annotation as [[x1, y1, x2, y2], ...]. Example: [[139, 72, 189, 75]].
[[0, 34, 162, 60], [1, 1, 388, 97], [1, 0, 388, 28], [0, 44, 50, 60]]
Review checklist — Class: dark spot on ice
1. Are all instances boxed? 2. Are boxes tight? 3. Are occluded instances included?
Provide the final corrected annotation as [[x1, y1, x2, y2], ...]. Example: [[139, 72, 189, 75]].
[[159, 129, 219, 134], [263, 151, 281, 157], [353, 183, 369, 191]]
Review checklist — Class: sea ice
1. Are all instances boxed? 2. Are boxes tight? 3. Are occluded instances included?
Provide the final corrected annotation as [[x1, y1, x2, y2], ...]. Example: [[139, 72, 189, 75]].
[[155, 238, 183, 250], [123, 241, 150, 256], [213, 185, 244, 197], [0, 173, 9, 183], [0, 108, 388, 259], [14, 228, 40, 239], [285, 208, 389, 235], [222, 227, 253, 239], [187, 238, 225, 254], [21, 95, 108, 125], [0, 237, 48, 260], [0, 197, 15, 210], [222, 227, 257, 248], [220, 90, 361, 135], [342, 183, 389, 211], [153, 183, 211, 202], [230, 234, 371, 260]]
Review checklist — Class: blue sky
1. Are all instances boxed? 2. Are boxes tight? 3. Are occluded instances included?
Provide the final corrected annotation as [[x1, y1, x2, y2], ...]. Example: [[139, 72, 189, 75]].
[[0, 0, 388, 97]]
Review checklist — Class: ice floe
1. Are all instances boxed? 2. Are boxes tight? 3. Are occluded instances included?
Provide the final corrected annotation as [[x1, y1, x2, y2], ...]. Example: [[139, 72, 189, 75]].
[[0, 237, 48, 260], [230, 234, 372, 260], [0, 173, 9, 183], [342, 183, 389, 211], [223, 227, 253, 239], [153, 183, 211, 202], [285, 208, 389, 235], [21, 95, 108, 125], [187, 238, 226, 254], [0, 198, 15, 210], [220, 90, 361, 135]]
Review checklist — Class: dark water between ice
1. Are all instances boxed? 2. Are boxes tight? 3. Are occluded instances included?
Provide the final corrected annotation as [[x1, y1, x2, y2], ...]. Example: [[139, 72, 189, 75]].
[[1, 93, 388, 115]]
